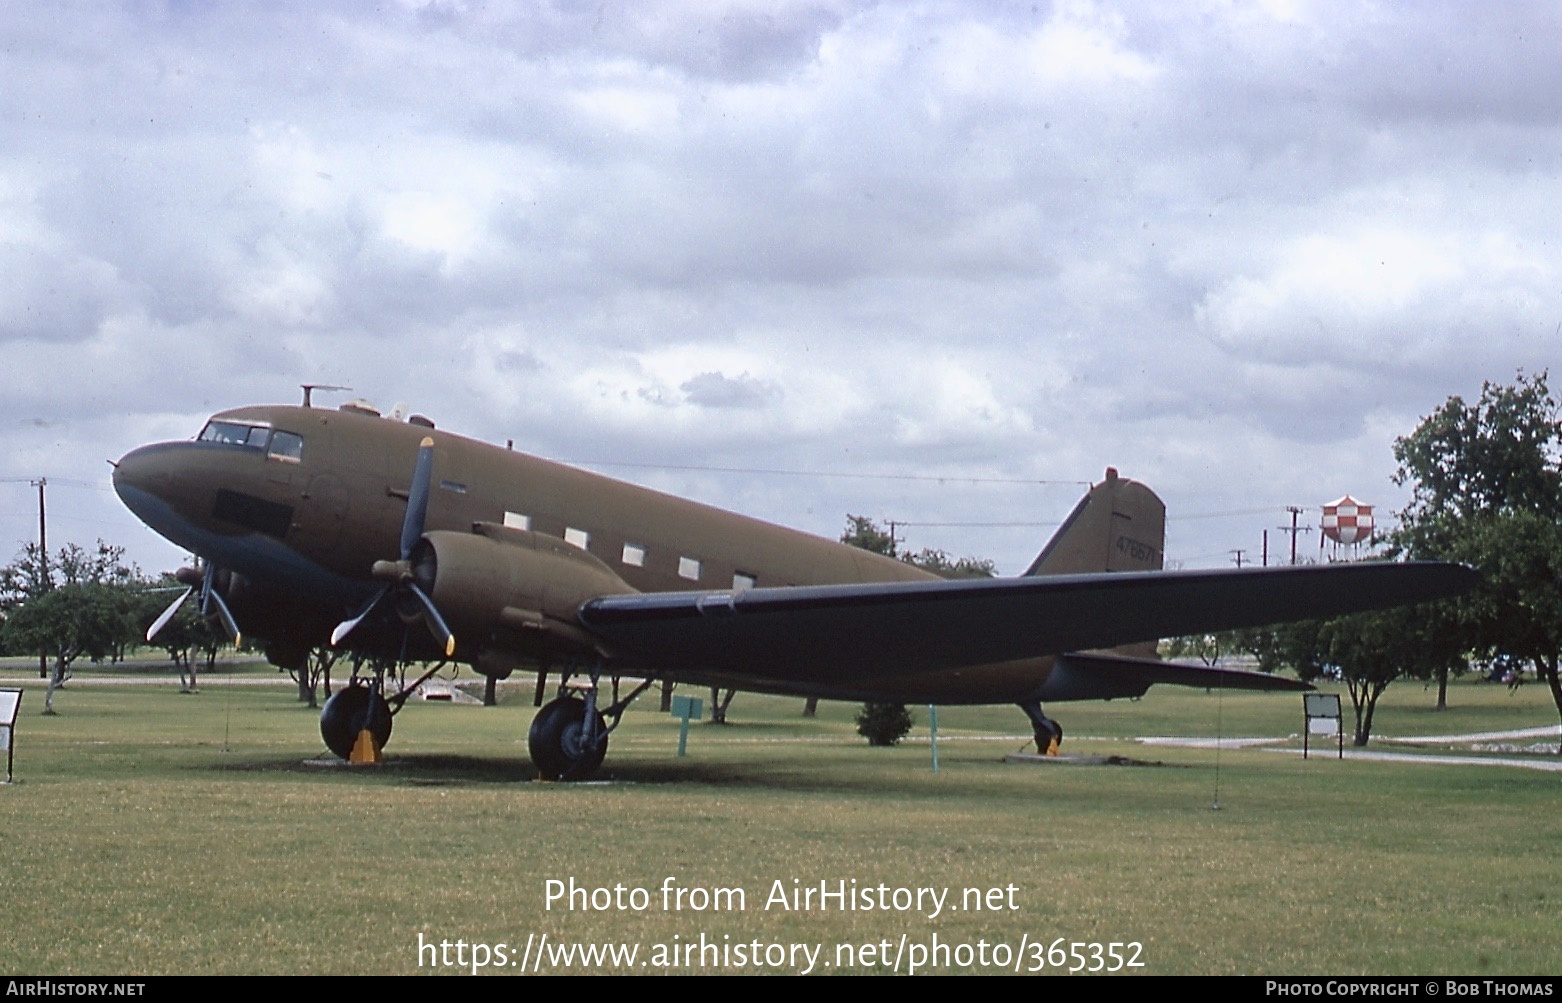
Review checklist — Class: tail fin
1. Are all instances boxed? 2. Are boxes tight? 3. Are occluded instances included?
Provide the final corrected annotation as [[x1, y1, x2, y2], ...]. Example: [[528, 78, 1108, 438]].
[[1024, 468, 1165, 577], [1025, 468, 1165, 658]]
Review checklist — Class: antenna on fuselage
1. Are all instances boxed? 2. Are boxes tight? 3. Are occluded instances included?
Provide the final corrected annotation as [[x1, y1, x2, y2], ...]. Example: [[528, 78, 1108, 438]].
[[301, 384, 352, 408]]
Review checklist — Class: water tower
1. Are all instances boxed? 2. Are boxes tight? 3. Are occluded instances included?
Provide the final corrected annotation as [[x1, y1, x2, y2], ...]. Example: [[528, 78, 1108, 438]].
[[1320, 495, 1374, 559]]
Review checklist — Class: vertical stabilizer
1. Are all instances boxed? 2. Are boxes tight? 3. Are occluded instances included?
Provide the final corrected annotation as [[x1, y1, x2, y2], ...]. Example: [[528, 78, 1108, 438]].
[[1024, 468, 1165, 577], [1023, 469, 1165, 657]]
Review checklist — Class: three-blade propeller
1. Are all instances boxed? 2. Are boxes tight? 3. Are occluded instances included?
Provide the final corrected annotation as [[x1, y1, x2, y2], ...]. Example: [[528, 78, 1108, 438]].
[[145, 562, 243, 647], [330, 436, 456, 658]]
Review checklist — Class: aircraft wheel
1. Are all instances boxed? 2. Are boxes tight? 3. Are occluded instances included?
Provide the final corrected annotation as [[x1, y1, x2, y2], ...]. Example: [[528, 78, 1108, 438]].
[[320, 684, 393, 760], [528, 697, 607, 781]]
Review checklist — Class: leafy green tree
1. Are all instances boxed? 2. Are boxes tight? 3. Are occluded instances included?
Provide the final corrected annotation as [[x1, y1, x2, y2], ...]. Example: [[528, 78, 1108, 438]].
[[1321, 606, 1464, 746], [1391, 372, 1562, 746], [1, 541, 138, 713], [900, 548, 997, 580], [841, 514, 897, 557], [1230, 605, 1458, 746]]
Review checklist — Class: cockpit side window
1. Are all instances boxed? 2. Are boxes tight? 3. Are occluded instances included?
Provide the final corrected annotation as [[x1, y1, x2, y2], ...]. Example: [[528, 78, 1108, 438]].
[[199, 421, 271, 449], [268, 430, 304, 463]]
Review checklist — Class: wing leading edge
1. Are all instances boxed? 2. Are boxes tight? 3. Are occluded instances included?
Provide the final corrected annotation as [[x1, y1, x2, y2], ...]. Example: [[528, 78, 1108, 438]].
[[578, 561, 1477, 687]]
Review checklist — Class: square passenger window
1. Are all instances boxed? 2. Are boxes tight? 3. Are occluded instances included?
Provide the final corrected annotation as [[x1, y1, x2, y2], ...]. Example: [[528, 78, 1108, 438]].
[[678, 556, 701, 581], [622, 542, 646, 567]]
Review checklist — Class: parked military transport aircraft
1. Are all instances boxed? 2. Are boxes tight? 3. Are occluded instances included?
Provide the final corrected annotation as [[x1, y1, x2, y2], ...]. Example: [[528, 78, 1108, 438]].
[[112, 394, 1475, 779]]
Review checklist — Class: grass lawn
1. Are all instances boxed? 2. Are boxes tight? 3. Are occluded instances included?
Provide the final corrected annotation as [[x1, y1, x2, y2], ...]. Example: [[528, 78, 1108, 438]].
[[0, 669, 1556, 975]]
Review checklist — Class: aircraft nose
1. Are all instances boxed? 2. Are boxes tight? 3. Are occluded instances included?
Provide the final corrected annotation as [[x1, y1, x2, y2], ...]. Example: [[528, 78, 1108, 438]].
[[112, 442, 185, 525], [113, 443, 169, 500]]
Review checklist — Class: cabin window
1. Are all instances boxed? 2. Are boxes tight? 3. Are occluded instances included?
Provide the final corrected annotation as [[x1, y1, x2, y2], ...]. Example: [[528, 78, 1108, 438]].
[[678, 556, 702, 581], [565, 527, 590, 550], [733, 571, 757, 591], [199, 421, 270, 449], [621, 542, 646, 567], [267, 430, 304, 463], [503, 512, 531, 531]]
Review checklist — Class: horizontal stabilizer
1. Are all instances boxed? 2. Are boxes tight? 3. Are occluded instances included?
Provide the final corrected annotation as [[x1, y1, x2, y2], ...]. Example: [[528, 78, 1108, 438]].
[[1038, 652, 1312, 702]]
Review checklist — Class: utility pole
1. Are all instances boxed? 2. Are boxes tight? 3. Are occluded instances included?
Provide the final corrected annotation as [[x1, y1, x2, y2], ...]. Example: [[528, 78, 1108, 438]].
[[32, 478, 47, 679], [1262, 528, 1269, 567], [1229, 549, 1247, 567], [1279, 506, 1312, 565]]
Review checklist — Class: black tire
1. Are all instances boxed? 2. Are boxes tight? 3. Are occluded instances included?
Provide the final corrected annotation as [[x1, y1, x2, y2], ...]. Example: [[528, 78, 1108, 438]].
[[320, 684, 393, 759], [528, 697, 607, 780]]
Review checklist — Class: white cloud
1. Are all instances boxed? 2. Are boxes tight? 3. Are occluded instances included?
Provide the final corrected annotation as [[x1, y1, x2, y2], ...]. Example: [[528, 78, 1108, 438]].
[[2, 1, 1559, 574]]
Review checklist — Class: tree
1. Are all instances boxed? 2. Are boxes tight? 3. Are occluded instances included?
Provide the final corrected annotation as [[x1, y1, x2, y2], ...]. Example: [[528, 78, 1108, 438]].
[[1230, 605, 1458, 746], [899, 548, 997, 580], [1392, 372, 1562, 748], [840, 514, 898, 557], [1321, 606, 1464, 746], [1, 542, 138, 714], [707, 686, 736, 725]]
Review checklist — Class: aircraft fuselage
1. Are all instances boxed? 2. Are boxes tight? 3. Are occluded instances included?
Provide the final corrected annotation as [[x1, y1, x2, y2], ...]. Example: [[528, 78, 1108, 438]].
[[113, 402, 1038, 700]]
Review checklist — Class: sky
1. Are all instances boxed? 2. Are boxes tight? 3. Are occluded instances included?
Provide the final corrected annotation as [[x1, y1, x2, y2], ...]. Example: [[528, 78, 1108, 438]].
[[2, 0, 1558, 578]]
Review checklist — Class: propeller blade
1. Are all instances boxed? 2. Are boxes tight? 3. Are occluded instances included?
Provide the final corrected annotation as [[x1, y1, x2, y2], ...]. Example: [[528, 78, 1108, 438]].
[[204, 585, 244, 648], [198, 562, 216, 618], [331, 586, 391, 648], [406, 582, 457, 659], [146, 586, 194, 642], [400, 436, 436, 561]]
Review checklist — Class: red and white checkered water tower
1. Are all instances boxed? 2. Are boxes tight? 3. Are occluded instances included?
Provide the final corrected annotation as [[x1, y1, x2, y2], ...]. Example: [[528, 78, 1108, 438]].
[[1320, 495, 1374, 557]]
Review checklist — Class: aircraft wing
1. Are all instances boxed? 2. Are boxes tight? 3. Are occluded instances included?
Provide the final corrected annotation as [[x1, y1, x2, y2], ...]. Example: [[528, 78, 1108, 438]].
[[577, 561, 1475, 683]]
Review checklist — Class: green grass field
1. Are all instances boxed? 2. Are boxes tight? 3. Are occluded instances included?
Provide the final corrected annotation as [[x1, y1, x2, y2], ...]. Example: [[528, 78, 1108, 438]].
[[0, 664, 1556, 976]]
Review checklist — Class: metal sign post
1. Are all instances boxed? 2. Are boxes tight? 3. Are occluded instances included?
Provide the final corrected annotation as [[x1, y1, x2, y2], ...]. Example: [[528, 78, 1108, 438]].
[[670, 694, 703, 757], [928, 705, 939, 773], [1303, 693, 1342, 760], [0, 688, 22, 783]]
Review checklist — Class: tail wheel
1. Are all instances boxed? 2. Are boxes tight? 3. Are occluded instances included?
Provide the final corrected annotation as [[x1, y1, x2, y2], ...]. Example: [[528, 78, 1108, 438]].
[[528, 697, 607, 781], [320, 683, 393, 759]]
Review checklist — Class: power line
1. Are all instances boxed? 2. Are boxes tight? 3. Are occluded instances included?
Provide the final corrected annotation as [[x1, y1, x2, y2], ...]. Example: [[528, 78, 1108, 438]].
[[551, 458, 1091, 487]]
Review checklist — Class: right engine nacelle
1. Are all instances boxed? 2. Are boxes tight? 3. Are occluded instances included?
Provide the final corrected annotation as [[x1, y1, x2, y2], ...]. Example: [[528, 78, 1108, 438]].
[[412, 524, 637, 649]]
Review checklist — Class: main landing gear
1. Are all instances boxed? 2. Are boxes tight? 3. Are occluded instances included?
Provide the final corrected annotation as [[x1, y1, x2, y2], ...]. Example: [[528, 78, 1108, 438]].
[[1019, 700, 1064, 756], [319, 656, 453, 761], [527, 667, 654, 781], [320, 682, 392, 760]]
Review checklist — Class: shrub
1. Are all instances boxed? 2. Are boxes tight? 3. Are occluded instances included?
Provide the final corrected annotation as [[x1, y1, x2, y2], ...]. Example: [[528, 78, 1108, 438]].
[[855, 702, 913, 746]]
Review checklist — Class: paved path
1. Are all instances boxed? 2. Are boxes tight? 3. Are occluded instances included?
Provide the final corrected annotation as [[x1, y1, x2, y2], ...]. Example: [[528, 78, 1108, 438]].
[[1265, 746, 1562, 772], [1139, 731, 1562, 772]]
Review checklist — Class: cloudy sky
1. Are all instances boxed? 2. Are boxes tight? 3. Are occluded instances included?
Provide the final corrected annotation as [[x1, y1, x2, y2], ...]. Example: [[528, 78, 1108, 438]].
[[2, 1, 1557, 578]]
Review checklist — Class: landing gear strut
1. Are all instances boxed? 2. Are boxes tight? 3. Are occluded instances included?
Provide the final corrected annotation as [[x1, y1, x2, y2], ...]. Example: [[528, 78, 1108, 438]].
[[527, 667, 654, 780], [1019, 700, 1064, 756], [319, 656, 452, 761]]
